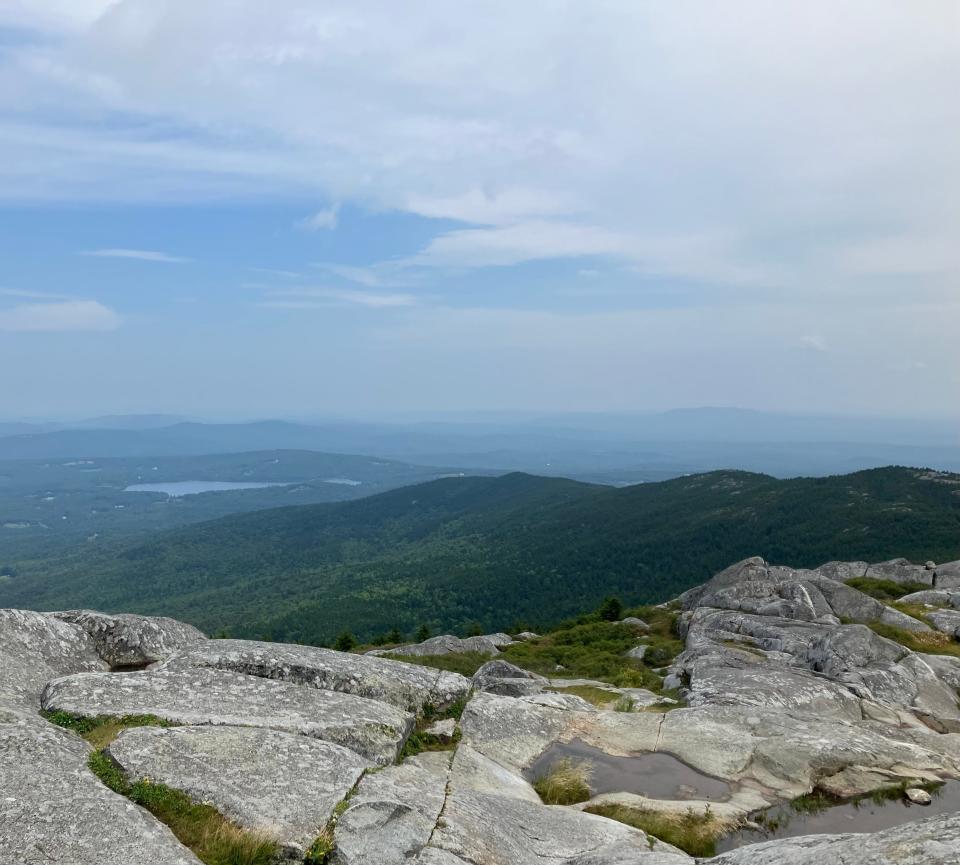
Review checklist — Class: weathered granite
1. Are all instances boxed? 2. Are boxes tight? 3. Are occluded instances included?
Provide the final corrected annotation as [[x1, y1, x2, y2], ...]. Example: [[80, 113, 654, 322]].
[[387, 634, 504, 658], [332, 752, 450, 865], [51, 610, 206, 668], [704, 811, 960, 864], [864, 558, 934, 587], [0, 608, 104, 709], [107, 725, 371, 857], [42, 667, 413, 764], [430, 788, 689, 865], [472, 660, 547, 696], [0, 714, 200, 865], [449, 744, 541, 803], [162, 639, 469, 712], [927, 609, 960, 637]]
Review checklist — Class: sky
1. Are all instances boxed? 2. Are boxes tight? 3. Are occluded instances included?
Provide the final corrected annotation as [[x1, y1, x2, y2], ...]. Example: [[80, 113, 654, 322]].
[[0, 1, 957, 419]]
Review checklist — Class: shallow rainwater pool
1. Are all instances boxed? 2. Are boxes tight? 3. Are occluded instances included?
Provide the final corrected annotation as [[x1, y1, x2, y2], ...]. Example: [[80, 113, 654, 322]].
[[715, 781, 960, 852], [525, 739, 731, 800]]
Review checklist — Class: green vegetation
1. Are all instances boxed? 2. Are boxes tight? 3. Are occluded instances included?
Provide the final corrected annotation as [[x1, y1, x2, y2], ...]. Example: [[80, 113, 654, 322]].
[[383, 651, 492, 678], [5, 467, 959, 643], [532, 758, 592, 805], [304, 795, 353, 864], [866, 621, 960, 657], [846, 577, 930, 601], [87, 751, 277, 865], [613, 695, 636, 712], [585, 803, 722, 856], [43, 710, 172, 749], [398, 699, 465, 760]]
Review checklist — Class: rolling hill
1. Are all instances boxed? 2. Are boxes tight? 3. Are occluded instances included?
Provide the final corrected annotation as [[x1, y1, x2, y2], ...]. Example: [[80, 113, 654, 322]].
[[2, 466, 959, 643]]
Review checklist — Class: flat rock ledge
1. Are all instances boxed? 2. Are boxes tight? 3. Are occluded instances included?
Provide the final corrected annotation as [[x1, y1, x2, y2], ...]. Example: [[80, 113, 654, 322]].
[[41, 666, 414, 765], [162, 638, 470, 712], [107, 725, 371, 857]]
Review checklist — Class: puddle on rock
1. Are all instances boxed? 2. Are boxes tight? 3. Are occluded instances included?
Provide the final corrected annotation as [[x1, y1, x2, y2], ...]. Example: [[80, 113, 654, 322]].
[[525, 739, 731, 800], [716, 781, 960, 852]]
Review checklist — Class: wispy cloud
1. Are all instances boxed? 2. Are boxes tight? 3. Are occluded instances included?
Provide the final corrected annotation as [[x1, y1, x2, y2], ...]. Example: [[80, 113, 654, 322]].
[[261, 287, 417, 309], [0, 299, 121, 332], [311, 263, 410, 289], [298, 205, 340, 231], [0, 287, 72, 300], [82, 249, 191, 263]]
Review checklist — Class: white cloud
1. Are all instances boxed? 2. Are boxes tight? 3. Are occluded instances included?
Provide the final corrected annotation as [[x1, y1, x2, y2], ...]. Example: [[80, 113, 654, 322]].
[[82, 248, 190, 263], [0, 1, 957, 298], [262, 287, 417, 308], [0, 300, 121, 331], [298, 205, 340, 231]]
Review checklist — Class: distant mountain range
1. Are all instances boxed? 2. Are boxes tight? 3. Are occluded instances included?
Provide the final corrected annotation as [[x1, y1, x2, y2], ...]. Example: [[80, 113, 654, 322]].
[[4, 465, 958, 643], [1, 410, 958, 479]]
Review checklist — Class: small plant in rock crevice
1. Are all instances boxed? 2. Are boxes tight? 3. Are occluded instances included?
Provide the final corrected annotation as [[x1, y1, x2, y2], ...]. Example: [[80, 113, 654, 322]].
[[532, 758, 592, 805]]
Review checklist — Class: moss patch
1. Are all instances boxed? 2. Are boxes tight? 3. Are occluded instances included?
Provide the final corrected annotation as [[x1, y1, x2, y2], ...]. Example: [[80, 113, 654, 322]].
[[43, 710, 172, 748], [87, 750, 277, 865], [846, 578, 930, 601], [867, 622, 960, 657], [547, 684, 618, 707], [586, 803, 722, 856]]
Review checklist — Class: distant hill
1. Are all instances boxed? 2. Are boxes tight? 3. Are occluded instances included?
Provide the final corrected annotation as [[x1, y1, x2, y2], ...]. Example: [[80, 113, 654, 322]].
[[4, 466, 959, 644], [1, 413, 958, 479]]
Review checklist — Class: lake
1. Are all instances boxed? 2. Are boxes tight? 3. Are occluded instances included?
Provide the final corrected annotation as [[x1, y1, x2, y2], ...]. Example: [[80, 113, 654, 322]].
[[125, 481, 289, 497]]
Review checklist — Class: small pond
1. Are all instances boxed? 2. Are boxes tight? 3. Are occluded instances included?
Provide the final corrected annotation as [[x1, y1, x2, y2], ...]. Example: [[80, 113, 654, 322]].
[[124, 481, 289, 497], [715, 781, 960, 852], [525, 739, 731, 800]]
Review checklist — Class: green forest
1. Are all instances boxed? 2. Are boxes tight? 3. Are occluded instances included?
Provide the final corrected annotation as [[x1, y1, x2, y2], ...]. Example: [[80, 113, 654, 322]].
[[2, 466, 958, 644]]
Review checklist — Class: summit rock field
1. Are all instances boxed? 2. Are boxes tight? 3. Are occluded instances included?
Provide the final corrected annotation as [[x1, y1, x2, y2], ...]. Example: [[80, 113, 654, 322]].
[[4, 555, 960, 864]]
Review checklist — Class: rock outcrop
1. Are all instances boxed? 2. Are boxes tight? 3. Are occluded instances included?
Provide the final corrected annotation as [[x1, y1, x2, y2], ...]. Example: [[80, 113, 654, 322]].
[[5, 553, 960, 864]]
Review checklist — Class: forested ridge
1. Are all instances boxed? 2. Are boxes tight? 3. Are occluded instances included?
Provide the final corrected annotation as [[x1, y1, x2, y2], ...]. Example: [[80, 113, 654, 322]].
[[3, 466, 958, 644]]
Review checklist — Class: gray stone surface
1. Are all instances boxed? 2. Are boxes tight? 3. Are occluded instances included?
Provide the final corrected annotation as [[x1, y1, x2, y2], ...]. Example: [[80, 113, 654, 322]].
[[704, 811, 960, 864], [935, 559, 960, 589], [625, 644, 648, 660], [388, 634, 503, 658], [332, 752, 449, 865], [0, 714, 201, 865], [900, 589, 960, 608], [107, 725, 371, 856], [864, 557, 934, 586], [619, 617, 650, 630], [430, 788, 688, 865], [0, 608, 104, 710], [927, 608, 960, 637], [449, 744, 541, 803], [472, 660, 547, 696], [162, 639, 469, 712], [51, 609, 206, 668], [42, 667, 413, 764]]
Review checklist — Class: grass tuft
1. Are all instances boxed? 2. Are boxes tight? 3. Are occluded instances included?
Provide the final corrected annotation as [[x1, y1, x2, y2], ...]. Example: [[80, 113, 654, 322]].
[[613, 695, 636, 712], [43, 710, 172, 748], [547, 685, 617, 707], [533, 758, 592, 805], [586, 803, 722, 856], [867, 622, 960, 657], [87, 751, 277, 865], [846, 578, 930, 601]]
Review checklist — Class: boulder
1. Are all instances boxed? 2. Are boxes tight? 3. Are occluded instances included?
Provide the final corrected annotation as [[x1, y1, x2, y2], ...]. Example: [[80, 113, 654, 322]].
[[864, 558, 933, 587], [162, 639, 470, 712], [0, 715, 201, 864], [42, 667, 413, 765], [814, 561, 869, 581], [425, 718, 457, 740], [926, 609, 960, 637], [625, 644, 648, 661], [513, 631, 540, 641], [935, 560, 960, 589], [619, 617, 650, 630], [51, 610, 205, 668], [904, 786, 932, 805], [704, 811, 960, 864], [899, 590, 960, 608], [107, 725, 370, 857], [472, 660, 546, 697], [0, 609, 104, 709], [389, 634, 503, 658]]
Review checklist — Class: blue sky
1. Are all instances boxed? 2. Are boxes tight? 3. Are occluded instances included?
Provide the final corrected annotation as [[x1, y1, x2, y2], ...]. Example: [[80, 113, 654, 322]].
[[0, 2, 957, 418]]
